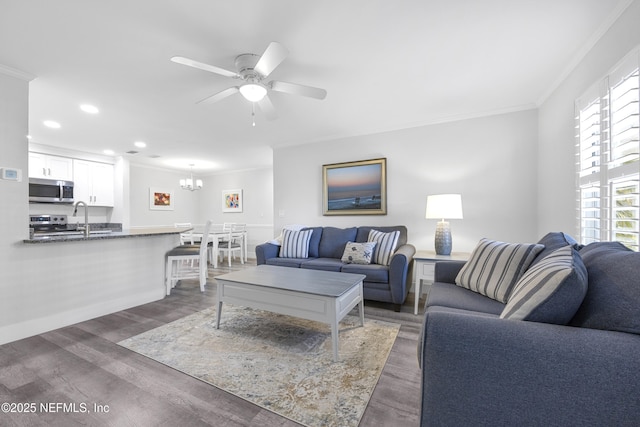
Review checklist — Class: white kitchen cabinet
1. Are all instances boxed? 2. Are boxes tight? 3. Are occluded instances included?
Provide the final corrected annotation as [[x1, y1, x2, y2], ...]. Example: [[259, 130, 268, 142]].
[[73, 159, 114, 206], [28, 152, 73, 180]]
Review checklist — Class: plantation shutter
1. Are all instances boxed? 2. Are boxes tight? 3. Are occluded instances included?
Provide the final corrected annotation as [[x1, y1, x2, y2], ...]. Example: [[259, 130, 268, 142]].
[[576, 83, 605, 245], [576, 47, 639, 251], [608, 55, 639, 250]]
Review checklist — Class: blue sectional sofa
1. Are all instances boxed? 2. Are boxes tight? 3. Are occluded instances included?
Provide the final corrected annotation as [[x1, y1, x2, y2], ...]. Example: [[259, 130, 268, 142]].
[[255, 226, 415, 310], [418, 232, 640, 426]]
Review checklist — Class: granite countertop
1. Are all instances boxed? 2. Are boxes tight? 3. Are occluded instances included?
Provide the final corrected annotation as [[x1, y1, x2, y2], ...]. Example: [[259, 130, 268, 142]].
[[24, 227, 191, 244]]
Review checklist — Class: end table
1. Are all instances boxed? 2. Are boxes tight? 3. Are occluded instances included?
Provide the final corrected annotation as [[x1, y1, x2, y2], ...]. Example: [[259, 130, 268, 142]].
[[413, 250, 470, 315]]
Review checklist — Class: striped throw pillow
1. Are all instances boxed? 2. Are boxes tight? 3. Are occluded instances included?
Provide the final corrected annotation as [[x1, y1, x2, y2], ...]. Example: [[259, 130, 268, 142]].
[[279, 229, 314, 258], [501, 246, 588, 323], [368, 229, 400, 265], [455, 238, 544, 303]]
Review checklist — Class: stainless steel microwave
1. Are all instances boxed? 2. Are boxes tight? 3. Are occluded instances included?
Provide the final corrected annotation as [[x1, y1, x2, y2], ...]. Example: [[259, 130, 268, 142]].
[[28, 178, 74, 203]]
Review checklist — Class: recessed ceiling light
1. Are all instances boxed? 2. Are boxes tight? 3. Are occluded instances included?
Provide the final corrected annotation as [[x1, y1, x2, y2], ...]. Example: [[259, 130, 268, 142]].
[[43, 120, 61, 129], [80, 104, 99, 114], [103, 149, 115, 155], [134, 141, 146, 148]]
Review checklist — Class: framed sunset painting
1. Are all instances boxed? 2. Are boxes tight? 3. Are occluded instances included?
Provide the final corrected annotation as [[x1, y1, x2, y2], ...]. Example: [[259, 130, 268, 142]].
[[322, 158, 387, 215]]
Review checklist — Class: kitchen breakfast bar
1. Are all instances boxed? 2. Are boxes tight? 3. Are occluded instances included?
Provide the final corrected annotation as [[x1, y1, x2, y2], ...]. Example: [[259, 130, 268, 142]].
[[1, 227, 188, 345], [23, 226, 191, 243]]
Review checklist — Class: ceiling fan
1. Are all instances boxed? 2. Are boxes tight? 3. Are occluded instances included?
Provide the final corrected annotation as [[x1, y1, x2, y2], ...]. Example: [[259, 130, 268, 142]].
[[171, 42, 327, 122]]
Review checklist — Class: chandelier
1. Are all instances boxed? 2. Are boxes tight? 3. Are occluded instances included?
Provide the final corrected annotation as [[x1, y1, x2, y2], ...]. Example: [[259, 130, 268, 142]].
[[180, 164, 203, 191]]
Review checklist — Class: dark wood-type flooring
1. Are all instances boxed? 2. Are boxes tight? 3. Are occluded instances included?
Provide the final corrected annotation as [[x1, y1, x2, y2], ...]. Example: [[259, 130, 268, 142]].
[[0, 260, 423, 426]]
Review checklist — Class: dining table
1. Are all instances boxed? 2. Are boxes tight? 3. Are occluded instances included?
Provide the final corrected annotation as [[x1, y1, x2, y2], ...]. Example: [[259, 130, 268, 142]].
[[189, 224, 247, 268]]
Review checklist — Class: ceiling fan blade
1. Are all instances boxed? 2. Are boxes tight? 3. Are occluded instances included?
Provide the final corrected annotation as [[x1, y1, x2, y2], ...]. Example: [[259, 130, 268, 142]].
[[171, 56, 238, 78], [196, 87, 239, 104], [270, 80, 327, 100], [257, 95, 278, 121], [254, 42, 289, 77]]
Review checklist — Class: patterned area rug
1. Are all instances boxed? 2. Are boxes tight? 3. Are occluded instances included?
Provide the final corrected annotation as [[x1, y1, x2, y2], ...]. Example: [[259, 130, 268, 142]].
[[118, 305, 400, 427]]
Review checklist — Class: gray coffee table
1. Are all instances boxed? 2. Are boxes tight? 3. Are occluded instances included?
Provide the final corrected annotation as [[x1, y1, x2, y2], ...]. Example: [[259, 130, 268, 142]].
[[214, 265, 366, 362]]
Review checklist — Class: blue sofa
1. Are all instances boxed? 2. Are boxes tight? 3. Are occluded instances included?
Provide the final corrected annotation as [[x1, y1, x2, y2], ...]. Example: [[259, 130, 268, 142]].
[[418, 232, 640, 426], [255, 226, 415, 310]]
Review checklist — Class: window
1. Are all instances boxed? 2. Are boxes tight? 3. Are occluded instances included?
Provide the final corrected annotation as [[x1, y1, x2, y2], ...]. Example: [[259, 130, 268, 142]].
[[576, 47, 639, 251]]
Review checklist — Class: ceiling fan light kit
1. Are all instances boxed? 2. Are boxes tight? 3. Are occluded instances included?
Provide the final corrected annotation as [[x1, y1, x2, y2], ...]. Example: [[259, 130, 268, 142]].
[[239, 83, 267, 102], [171, 41, 326, 123]]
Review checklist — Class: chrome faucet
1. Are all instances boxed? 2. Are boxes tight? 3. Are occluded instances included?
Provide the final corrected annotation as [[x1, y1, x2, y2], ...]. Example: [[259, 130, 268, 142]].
[[73, 201, 90, 237]]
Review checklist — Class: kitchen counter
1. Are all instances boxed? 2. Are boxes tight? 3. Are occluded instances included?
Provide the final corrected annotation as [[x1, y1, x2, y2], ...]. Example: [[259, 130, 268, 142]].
[[7, 226, 185, 345], [23, 226, 191, 243]]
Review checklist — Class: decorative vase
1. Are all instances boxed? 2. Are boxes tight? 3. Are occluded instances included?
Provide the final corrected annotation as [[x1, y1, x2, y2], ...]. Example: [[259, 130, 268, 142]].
[[434, 220, 452, 255]]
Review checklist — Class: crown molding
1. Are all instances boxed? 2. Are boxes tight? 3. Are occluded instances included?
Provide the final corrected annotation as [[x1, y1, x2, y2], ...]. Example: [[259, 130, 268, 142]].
[[0, 63, 36, 81]]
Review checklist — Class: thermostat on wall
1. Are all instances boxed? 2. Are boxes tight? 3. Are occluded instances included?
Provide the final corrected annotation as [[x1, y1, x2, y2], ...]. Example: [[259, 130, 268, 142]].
[[0, 167, 22, 181]]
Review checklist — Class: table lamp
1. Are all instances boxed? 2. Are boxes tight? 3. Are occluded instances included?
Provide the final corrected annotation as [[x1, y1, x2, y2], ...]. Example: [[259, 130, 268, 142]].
[[425, 194, 463, 255]]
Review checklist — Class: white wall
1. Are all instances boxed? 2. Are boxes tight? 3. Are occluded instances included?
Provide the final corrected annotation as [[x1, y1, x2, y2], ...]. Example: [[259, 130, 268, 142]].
[[129, 164, 201, 226], [193, 168, 273, 224], [537, 0, 640, 237], [129, 164, 274, 256], [1, 67, 176, 345], [0, 69, 32, 341], [273, 109, 539, 253], [0, 69, 30, 241], [196, 168, 275, 255]]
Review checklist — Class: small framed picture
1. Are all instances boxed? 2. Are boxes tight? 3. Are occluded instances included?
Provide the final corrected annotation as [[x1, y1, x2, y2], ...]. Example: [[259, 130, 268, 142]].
[[222, 189, 243, 212], [149, 188, 174, 210]]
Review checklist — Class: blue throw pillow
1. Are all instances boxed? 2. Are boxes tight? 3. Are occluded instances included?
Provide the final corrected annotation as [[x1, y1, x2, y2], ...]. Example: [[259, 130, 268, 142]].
[[570, 242, 640, 335], [531, 232, 581, 267], [318, 227, 358, 258], [501, 246, 588, 324]]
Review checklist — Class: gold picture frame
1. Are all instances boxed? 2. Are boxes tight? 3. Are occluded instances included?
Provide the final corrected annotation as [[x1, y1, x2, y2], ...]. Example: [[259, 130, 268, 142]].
[[322, 158, 387, 215]]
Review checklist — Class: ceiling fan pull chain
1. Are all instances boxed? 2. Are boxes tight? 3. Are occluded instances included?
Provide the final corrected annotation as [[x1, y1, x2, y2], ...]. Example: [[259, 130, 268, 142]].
[[251, 103, 256, 127]]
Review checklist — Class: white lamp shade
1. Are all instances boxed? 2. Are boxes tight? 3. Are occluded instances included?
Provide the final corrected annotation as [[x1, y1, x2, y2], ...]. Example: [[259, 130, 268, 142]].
[[239, 83, 267, 102], [425, 194, 463, 220]]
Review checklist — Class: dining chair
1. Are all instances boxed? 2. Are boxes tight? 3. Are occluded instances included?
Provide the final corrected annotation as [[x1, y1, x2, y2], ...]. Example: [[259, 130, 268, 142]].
[[165, 220, 211, 295], [208, 223, 225, 265], [218, 223, 245, 267], [174, 222, 194, 245]]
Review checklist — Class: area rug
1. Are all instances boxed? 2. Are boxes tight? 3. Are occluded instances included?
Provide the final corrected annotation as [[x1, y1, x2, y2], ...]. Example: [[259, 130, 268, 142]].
[[118, 305, 400, 427]]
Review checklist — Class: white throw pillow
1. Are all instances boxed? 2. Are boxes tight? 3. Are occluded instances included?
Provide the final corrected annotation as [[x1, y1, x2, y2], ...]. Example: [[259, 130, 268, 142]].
[[341, 241, 377, 264]]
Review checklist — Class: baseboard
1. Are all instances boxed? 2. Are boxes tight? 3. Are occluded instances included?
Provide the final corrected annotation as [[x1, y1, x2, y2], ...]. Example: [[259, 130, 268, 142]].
[[0, 289, 164, 345]]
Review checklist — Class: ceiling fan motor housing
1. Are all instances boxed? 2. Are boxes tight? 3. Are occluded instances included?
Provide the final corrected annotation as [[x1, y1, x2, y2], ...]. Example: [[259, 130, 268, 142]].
[[235, 53, 262, 81]]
